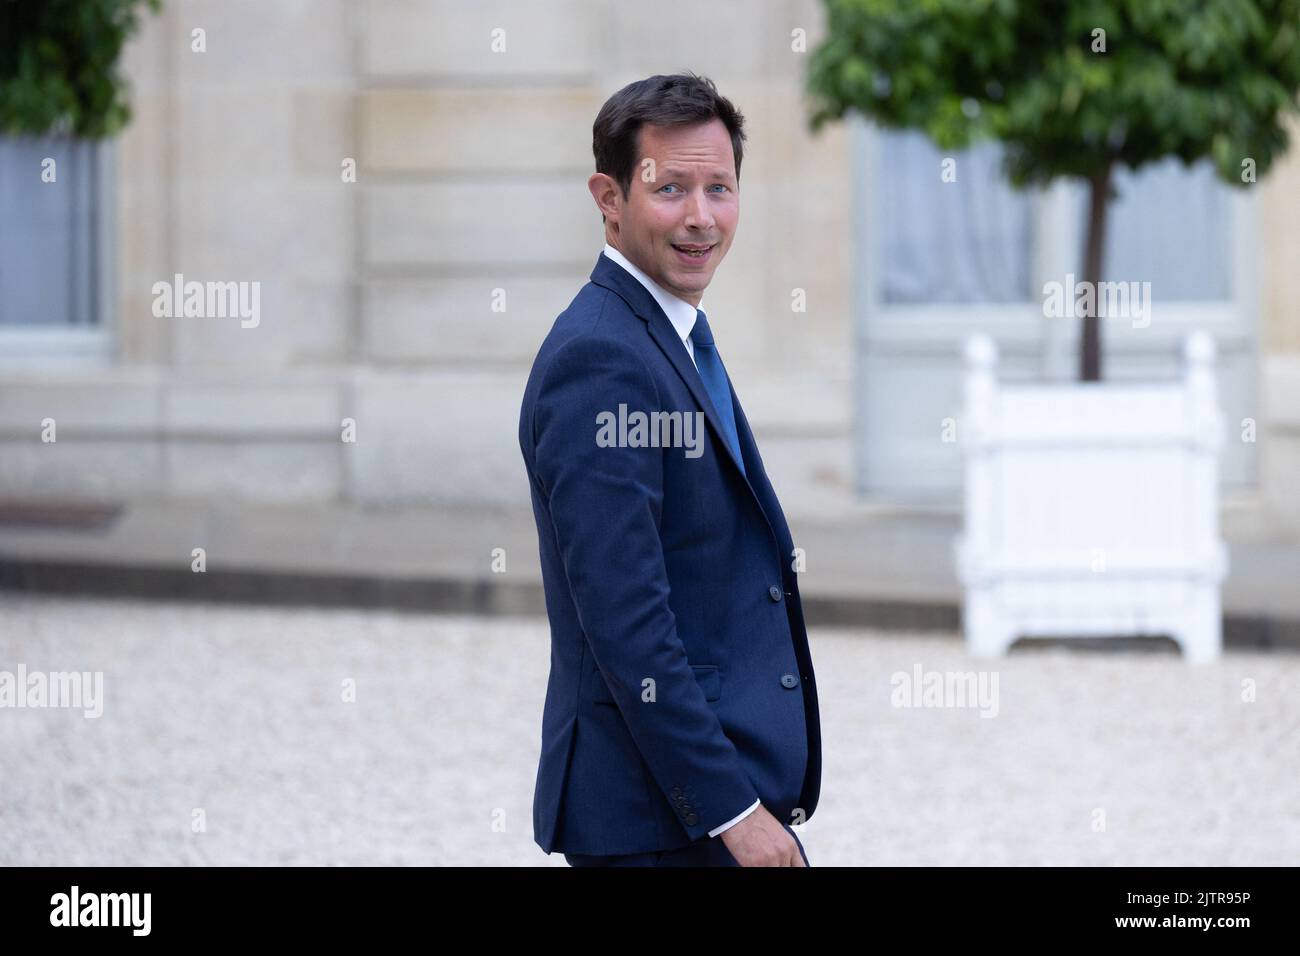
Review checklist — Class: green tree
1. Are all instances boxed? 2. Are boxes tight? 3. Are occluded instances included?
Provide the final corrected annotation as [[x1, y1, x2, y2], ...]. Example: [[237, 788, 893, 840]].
[[0, 0, 162, 139], [806, 0, 1300, 380]]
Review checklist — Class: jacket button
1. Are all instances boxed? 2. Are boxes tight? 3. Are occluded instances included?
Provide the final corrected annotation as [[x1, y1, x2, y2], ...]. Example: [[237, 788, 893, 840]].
[[685, 812, 698, 826], [769, 585, 782, 602], [781, 673, 799, 689]]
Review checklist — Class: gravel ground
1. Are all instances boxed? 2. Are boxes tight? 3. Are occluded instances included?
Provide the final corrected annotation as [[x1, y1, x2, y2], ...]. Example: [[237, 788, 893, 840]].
[[1, 593, 1296, 866]]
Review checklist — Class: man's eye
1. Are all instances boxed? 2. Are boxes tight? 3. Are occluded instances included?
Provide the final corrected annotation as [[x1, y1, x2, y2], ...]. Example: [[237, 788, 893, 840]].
[[659, 184, 729, 193]]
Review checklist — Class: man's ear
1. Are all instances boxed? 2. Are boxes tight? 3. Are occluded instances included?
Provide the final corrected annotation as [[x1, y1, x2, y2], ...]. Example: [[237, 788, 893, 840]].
[[588, 172, 620, 224]]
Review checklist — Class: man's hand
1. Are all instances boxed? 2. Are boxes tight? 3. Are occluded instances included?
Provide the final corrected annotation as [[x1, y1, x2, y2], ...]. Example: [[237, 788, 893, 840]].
[[718, 804, 804, 867]]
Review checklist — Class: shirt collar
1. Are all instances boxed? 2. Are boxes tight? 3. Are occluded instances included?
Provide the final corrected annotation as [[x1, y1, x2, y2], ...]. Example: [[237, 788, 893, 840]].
[[602, 242, 703, 348]]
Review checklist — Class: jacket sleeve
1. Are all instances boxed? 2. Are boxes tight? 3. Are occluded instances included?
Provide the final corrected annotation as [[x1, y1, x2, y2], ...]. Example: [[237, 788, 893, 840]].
[[531, 330, 760, 840]]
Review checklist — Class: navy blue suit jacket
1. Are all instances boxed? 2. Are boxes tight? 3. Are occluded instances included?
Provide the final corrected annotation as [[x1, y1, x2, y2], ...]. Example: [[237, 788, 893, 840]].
[[518, 251, 822, 856]]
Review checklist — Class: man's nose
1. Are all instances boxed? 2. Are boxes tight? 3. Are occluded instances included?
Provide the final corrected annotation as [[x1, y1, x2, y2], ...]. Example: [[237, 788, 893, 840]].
[[684, 188, 715, 228]]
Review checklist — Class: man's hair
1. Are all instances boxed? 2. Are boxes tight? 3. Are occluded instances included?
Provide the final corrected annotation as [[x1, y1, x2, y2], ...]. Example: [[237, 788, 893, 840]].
[[592, 72, 747, 223]]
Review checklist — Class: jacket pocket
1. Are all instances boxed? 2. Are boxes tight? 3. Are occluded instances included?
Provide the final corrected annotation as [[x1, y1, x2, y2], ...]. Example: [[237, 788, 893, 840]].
[[591, 663, 721, 704]]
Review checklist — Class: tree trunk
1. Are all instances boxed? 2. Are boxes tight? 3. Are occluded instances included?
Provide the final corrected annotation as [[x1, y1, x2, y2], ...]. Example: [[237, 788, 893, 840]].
[[1080, 162, 1113, 382]]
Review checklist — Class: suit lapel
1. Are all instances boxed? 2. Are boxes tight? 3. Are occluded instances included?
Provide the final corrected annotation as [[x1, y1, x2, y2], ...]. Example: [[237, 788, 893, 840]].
[[589, 252, 784, 549], [730, 384, 796, 560], [642, 318, 748, 478]]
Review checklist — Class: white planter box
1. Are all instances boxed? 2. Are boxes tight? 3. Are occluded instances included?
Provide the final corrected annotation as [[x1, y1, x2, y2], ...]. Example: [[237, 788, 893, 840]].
[[953, 332, 1229, 662]]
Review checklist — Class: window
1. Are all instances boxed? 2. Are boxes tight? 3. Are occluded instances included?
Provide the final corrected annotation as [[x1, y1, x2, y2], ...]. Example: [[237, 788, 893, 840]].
[[876, 128, 1233, 307], [853, 118, 1255, 496], [0, 135, 113, 361], [880, 132, 1034, 304]]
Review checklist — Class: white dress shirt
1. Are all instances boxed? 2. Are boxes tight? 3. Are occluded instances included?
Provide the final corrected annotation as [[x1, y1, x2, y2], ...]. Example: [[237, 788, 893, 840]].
[[602, 242, 703, 371], [706, 797, 762, 838], [600, 242, 761, 839]]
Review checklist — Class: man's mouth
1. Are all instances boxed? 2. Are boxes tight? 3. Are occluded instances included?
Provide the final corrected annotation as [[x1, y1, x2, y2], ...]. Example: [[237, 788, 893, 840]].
[[672, 242, 715, 260]]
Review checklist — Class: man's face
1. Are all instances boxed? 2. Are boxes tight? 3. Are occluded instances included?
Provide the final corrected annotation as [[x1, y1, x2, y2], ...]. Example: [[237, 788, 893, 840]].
[[590, 118, 739, 307]]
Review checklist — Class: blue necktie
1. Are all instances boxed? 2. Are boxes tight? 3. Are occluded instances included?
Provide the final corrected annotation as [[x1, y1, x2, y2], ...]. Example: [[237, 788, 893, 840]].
[[690, 309, 746, 477]]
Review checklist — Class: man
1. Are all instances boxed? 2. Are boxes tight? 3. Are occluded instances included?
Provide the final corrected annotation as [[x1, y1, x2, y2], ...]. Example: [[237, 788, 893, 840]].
[[517, 72, 821, 867]]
